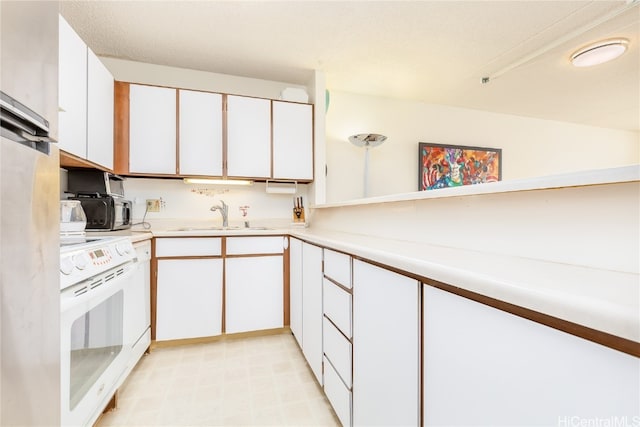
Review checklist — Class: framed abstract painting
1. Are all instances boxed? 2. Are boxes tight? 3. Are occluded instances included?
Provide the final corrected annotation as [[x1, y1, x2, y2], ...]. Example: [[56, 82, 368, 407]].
[[418, 142, 502, 191]]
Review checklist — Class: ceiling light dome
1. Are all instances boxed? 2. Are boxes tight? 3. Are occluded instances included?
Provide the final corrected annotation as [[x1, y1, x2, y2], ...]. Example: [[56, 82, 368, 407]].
[[570, 38, 629, 67]]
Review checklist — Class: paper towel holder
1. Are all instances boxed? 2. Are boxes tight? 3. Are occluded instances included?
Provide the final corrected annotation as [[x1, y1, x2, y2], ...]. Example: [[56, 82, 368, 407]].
[[266, 180, 297, 194]]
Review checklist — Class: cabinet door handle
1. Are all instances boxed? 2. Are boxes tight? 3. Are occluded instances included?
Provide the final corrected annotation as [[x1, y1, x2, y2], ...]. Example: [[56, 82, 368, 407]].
[[283, 236, 289, 250]]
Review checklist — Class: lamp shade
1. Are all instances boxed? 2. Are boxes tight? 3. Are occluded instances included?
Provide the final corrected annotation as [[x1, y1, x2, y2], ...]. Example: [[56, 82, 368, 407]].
[[348, 134, 387, 148]]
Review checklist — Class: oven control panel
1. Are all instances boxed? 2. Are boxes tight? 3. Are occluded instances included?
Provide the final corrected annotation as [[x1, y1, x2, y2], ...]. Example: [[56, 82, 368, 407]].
[[60, 237, 136, 290], [88, 247, 113, 266]]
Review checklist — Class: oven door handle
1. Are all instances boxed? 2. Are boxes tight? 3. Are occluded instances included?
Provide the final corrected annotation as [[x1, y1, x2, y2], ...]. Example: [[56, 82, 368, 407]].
[[61, 261, 137, 313]]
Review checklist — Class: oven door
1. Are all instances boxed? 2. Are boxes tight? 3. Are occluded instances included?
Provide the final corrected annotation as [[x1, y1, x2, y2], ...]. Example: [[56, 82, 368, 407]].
[[60, 261, 136, 427]]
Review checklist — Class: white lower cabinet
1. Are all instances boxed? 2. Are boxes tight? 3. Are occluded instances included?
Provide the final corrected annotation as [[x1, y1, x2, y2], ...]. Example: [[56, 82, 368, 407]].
[[323, 279, 352, 338], [323, 250, 353, 426], [289, 238, 324, 387], [423, 284, 640, 426], [289, 238, 303, 347], [225, 255, 283, 334], [323, 318, 352, 388], [352, 260, 420, 427], [324, 355, 352, 427], [156, 258, 223, 341], [302, 242, 323, 383]]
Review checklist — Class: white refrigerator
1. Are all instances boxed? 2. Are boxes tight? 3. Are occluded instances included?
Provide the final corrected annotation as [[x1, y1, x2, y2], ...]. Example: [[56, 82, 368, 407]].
[[0, 1, 61, 425]]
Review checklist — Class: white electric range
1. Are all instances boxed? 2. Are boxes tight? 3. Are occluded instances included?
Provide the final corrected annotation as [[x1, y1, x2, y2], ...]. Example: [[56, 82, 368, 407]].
[[59, 234, 142, 427]]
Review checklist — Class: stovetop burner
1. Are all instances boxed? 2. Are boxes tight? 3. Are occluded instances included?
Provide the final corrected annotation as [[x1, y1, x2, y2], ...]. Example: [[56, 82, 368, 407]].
[[60, 237, 102, 247]]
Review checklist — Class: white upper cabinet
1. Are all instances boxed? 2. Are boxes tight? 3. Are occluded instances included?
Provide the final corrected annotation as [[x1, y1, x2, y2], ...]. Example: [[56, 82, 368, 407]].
[[59, 15, 115, 170], [129, 84, 176, 174], [58, 15, 87, 158], [272, 101, 313, 180], [86, 49, 114, 170], [226, 95, 271, 178], [116, 86, 314, 180], [178, 90, 223, 176]]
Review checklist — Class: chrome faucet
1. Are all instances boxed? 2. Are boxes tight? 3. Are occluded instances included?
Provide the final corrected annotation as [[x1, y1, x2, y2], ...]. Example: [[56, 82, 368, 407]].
[[210, 200, 229, 228]]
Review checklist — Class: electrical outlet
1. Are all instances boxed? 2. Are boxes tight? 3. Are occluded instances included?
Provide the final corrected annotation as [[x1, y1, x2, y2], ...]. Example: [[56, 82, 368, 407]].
[[146, 199, 161, 212]]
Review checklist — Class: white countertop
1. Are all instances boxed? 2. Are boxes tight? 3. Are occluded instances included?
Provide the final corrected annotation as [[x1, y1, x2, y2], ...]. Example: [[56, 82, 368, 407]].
[[86, 229, 153, 243], [151, 227, 291, 237], [290, 228, 639, 344]]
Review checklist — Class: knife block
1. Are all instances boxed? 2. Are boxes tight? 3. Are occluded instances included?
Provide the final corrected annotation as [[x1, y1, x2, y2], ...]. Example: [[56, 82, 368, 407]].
[[293, 207, 305, 223]]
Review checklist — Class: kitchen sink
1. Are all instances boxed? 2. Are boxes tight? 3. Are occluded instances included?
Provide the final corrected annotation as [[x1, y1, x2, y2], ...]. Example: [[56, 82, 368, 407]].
[[170, 226, 272, 232]]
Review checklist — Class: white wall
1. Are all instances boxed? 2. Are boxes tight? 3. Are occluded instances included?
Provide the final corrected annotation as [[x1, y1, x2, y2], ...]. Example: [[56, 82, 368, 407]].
[[101, 57, 307, 100], [312, 178, 640, 274], [325, 91, 640, 202], [124, 178, 308, 227]]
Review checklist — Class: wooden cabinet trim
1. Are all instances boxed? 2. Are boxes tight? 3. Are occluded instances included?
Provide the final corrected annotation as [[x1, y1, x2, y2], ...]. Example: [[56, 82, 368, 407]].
[[113, 81, 130, 174], [270, 101, 274, 178], [175, 89, 180, 175], [283, 237, 290, 327], [323, 275, 352, 294], [222, 236, 227, 334], [224, 253, 283, 259], [150, 237, 157, 340], [311, 104, 315, 181], [323, 314, 352, 344], [155, 255, 223, 260], [222, 94, 228, 177], [60, 150, 112, 172]]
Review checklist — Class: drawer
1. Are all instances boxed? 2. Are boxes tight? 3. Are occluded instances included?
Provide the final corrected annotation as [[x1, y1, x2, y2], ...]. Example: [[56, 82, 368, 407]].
[[225, 236, 284, 255], [323, 317, 352, 388], [324, 249, 351, 288], [323, 355, 351, 427], [323, 278, 352, 338], [155, 237, 221, 257]]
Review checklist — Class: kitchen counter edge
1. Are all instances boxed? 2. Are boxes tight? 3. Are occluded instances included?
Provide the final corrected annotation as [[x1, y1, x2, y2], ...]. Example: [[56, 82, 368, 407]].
[[289, 228, 639, 348], [91, 226, 639, 348]]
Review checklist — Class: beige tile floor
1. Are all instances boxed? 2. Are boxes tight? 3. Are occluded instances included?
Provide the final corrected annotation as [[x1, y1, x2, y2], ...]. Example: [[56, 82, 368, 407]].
[[97, 332, 340, 427]]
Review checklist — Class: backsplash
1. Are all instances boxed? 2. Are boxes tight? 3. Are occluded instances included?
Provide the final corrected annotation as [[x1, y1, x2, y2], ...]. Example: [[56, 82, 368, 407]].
[[122, 177, 309, 227]]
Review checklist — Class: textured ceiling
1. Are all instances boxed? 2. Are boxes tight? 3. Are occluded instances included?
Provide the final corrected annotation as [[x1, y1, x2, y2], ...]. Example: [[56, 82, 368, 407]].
[[60, 0, 640, 131]]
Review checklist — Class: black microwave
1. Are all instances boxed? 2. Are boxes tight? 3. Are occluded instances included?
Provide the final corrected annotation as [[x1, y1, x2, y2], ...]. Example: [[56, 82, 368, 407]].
[[70, 195, 132, 231]]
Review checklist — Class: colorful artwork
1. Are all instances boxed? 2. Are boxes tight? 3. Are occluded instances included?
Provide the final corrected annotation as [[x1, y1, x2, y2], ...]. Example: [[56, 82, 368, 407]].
[[419, 143, 501, 191]]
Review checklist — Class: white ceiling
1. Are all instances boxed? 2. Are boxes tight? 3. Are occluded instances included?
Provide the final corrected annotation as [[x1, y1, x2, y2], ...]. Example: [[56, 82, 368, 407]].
[[60, 0, 640, 131]]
